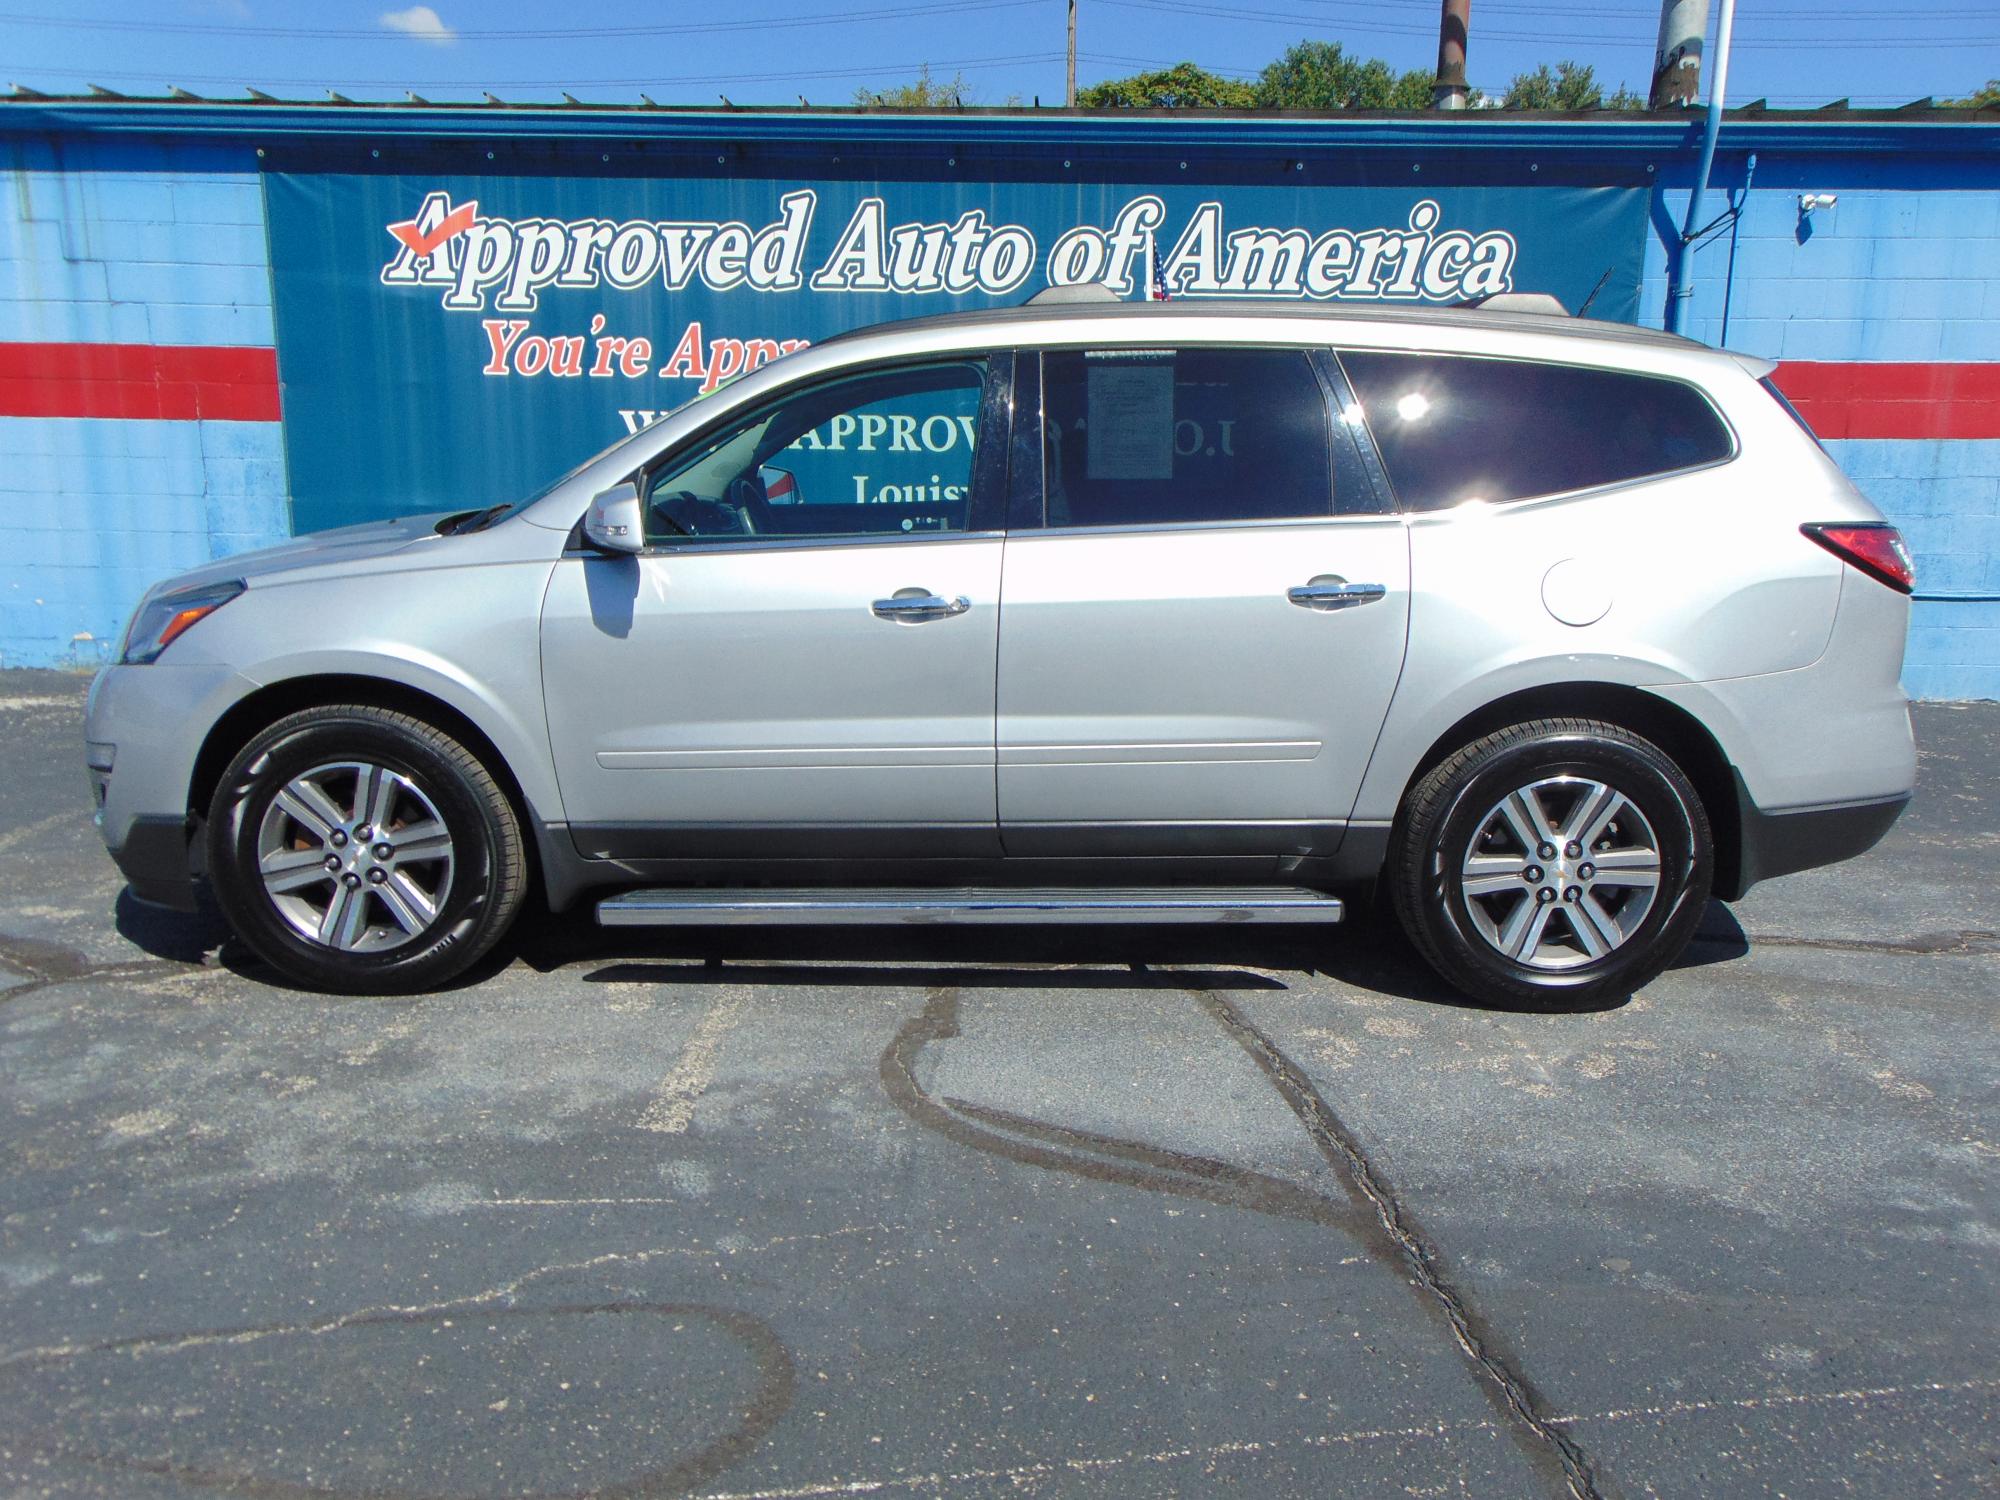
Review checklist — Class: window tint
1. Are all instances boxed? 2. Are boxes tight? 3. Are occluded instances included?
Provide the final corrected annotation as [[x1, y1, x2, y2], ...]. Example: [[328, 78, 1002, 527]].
[[645, 359, 989, 542], [1340, 351, 1733, 512], [1041, 348, 1338, 528]]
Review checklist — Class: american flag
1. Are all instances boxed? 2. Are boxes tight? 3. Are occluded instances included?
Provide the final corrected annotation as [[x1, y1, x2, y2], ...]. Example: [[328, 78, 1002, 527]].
[[1146, 236, 1172, 302]]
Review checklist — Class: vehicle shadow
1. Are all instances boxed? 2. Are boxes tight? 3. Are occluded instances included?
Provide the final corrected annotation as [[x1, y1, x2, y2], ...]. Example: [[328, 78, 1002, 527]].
[[509, 898, 1756, 1016], [109, 882, 1753, 1015]]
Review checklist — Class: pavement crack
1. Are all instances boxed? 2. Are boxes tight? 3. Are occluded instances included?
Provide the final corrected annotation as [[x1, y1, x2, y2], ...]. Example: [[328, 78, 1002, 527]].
[[1194, 989, 1607, 1500], [0, 1223, 886, 1370], [1696, 928, 1999, 958], [879, 986, 1373, 1232]]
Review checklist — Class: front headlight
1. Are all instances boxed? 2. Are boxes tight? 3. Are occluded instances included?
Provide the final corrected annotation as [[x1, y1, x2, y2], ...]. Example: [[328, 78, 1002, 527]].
[[120, 580, 246, 664]]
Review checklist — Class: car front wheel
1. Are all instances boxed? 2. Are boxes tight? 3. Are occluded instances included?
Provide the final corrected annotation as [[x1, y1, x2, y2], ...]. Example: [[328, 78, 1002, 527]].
[[1389, 718, 1713, 1009], [207, 705, 527, 994]]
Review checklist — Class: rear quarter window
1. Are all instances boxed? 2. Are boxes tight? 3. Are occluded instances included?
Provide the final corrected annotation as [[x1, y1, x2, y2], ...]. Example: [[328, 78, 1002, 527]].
[[1339, 351, 1734, 512]]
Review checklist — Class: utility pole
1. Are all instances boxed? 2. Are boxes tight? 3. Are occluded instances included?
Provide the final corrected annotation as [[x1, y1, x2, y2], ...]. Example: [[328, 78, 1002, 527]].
[[1064, 0, 1080, 107], [1433, 0, 1470, 110], [1650, 0, 1710, 108]]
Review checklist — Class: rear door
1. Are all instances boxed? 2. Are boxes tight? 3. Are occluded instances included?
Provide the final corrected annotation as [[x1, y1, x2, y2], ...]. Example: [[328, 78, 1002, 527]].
[[995, 345, 1411, 858]]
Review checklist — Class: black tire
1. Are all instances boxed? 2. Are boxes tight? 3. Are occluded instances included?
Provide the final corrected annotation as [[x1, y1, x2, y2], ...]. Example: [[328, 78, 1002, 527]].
[[1388, 718, 1712, 1010], [206, 705, 527, 995]]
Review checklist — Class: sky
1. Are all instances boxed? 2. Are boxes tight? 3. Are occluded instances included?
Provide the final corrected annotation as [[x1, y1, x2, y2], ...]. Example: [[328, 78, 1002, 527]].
[[0, 0, 1993, 110]]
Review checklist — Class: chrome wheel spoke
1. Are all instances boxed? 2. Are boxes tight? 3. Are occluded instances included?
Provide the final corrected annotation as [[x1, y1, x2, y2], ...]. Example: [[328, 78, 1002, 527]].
[[1564, 782, 1621, 846], [318, 884, 369, 949], [1500, 898, 1554, 961], [1498, 787, 1549, 852], [377, 871, 437, 935], [1462, 853, 1529, 897], [260, 846, 329, 894], [274, 784, 340, 842], [390, 820, 451, 861], [1588, 848, 1662, 887], [358, 763, 400, 830], [1574, 893, 1623, 958]]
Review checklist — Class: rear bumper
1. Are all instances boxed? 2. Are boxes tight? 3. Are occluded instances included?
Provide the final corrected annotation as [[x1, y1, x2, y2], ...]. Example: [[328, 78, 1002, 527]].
[[1722, 774, 1909, 900]]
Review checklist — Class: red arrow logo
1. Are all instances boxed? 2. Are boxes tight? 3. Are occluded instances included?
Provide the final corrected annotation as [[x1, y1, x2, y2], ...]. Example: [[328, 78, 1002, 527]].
[[387, 198, 478, 258]]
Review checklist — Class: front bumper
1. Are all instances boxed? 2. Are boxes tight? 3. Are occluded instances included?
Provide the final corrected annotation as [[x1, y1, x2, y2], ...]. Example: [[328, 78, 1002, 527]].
[[109, 814, 202, 910], [85, 661, 255, 911]]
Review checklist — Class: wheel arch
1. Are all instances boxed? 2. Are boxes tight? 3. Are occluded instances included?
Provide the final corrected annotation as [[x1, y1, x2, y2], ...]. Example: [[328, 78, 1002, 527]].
[[188, 674, 548, 897], [1392, 681, 1745, 899]]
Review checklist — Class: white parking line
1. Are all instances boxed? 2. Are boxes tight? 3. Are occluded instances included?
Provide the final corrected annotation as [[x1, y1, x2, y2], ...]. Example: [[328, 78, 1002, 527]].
[[638, 990, 747, 1133]]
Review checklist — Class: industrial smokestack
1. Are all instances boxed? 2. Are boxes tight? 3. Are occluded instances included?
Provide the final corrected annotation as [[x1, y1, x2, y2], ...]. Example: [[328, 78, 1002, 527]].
[[1650, 0, 1710, 108], [1434, 0, 1470, 109]]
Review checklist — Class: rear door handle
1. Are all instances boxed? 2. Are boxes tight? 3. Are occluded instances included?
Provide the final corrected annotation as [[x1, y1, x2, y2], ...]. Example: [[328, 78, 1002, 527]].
[[872, 592, 971, 622], [1288, 580, 1387, 611]]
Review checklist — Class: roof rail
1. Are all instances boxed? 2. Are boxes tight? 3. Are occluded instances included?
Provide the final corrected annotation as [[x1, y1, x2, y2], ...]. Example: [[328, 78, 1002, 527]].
[[1453, 291, 1570, 316], [1025, 283, 1123, 306]]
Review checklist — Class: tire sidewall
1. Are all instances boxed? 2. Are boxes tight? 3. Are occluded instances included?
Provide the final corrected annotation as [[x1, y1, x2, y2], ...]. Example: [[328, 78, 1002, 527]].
[[209, 714, 503, 992], [1420, 731, 1709, 999]]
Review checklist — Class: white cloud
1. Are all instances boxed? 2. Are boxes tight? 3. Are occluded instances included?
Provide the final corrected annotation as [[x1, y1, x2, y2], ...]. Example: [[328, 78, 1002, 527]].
[[380, 6, 456, 44]]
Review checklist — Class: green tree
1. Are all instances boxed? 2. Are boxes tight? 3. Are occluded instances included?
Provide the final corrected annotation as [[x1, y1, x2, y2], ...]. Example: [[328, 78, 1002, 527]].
[[1946, 79, 2000, 108], [1077, 61, 1256, 108], [1252, 40, 1433, 109], [1503, 60, 1640, 110], [854, 65, 974, 107]]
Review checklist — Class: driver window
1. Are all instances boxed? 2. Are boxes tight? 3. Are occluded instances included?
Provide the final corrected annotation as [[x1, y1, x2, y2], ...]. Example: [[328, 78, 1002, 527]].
[[644, 359, 990, 543]]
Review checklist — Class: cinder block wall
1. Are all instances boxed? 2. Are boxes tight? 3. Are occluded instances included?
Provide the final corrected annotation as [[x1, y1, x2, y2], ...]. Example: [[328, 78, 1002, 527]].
[[0, 137, 287, 668], [1642, 155, 2000, 702], [2, 119, 1996, 699]]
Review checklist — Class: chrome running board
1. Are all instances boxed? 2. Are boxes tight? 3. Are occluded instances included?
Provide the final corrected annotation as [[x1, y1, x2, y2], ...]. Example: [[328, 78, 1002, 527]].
[[596, 886, 1344, 927]]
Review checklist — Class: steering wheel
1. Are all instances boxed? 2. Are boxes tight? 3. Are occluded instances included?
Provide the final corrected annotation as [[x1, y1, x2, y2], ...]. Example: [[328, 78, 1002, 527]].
[[650, 489, 742, 537], [726, 473, 776, 535]]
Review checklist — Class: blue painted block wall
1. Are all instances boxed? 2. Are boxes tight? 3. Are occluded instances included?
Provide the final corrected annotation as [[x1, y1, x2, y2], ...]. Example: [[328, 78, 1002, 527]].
[[1641, 155, 2000, 700], [0, 137, 289, 666], [1, 128, 1995, 697]]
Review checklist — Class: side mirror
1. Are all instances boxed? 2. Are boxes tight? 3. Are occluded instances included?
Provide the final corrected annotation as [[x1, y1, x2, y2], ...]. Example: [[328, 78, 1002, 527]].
[[583, 481, 645, 554], [758, 465, 800, 505]]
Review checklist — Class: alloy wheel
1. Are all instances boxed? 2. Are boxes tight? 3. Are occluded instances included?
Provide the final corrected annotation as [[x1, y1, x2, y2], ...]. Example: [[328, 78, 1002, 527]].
[[1458, 774, 1662, 971], [255, 760, 456, 952]]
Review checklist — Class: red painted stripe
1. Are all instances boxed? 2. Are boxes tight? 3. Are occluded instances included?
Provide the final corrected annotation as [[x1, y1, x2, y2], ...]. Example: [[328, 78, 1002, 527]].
[[0, 342, 279, 421], [1771, 361, 2000, 441]]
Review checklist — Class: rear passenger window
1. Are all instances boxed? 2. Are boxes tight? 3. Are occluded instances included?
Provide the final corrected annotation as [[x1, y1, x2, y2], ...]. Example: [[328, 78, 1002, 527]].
[[1041, 347, 1358, 527], [1339, 351, 1733, 511]]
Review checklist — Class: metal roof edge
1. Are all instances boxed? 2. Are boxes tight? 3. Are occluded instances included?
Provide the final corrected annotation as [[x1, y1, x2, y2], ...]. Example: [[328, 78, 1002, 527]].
[[0, 99, 1995, 156]]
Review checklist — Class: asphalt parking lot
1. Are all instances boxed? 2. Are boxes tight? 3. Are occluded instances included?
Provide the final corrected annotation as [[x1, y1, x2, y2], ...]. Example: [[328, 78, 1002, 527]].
[[0, 671, 1994, 1499]]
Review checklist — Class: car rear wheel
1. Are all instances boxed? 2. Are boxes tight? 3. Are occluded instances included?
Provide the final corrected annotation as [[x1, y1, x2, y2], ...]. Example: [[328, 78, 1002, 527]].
[[207, 705, 527, 994], [1389, 718, 1712, 1009]]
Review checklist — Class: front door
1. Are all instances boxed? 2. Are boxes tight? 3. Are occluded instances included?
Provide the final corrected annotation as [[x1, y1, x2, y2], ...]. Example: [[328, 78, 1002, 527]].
[[540, 355, 1009, 860], [997, 345, 1411, 858]]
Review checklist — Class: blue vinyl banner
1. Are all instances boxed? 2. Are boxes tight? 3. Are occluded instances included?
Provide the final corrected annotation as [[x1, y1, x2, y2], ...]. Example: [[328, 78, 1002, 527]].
[[265, 172, 1648, 533]]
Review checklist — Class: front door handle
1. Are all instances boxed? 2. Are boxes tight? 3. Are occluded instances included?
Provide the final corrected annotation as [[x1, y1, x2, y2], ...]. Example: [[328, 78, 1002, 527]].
[[1288, 579, 1387, 611], [872, 592, 971, 622]]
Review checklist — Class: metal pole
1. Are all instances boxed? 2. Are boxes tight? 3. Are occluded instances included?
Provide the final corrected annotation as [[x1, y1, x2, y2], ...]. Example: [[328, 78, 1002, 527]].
[[1664, 0, 1735, 333], [1650, 0, 1710, 109], [1433, 0, 1470, 109], [1066, 0, 1077, 107]]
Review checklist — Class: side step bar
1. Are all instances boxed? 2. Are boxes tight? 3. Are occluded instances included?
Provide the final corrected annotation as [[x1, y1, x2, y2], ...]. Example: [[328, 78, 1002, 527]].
[[596, 886, 1344, 927]]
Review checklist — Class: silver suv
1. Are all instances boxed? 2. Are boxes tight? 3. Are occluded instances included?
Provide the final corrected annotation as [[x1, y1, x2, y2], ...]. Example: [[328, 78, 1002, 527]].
[[84, 300, 1917, 1007]]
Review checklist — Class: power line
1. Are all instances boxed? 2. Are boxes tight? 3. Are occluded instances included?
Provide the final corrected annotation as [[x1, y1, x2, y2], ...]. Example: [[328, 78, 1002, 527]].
[[1102, 0, 2000, 50], [0, 0, 1045, 42], [9, 52, 1066, 93]]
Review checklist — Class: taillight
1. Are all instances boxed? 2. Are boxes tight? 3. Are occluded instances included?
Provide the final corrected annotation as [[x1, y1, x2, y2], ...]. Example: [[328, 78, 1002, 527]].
[[1801, 523, 1915, 595]]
